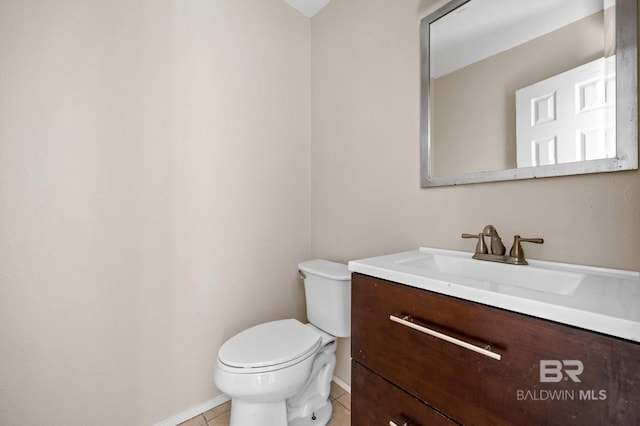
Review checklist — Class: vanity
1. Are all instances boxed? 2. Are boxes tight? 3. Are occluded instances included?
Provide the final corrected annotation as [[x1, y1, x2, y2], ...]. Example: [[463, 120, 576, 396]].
[[348, 248, 640, 425], [361, 0, 640, 421]]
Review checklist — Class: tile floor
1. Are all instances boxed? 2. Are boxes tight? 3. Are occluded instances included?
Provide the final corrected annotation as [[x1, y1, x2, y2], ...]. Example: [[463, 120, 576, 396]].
[[178, 381, 351, 426]]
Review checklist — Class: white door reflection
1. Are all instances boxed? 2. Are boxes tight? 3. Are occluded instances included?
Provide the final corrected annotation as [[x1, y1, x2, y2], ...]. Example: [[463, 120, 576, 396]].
[[516, 56, 616, 167]]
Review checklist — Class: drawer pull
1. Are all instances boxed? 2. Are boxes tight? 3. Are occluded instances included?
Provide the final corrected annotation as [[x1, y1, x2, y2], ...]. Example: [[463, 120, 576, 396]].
[[389, 314, 501, 361], [389, 421, 408, 426]]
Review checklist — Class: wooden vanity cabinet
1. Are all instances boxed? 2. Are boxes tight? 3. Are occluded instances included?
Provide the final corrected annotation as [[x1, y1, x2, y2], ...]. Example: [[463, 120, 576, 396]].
[[351, 273, 640, 425], [352, 362, 457, 426]]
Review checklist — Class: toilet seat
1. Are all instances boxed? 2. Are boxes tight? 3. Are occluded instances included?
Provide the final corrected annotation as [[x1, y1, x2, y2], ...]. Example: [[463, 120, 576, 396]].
[[218, 319, 322, 373]]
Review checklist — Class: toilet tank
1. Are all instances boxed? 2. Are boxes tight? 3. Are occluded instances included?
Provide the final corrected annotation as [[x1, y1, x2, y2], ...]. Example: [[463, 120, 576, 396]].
[[298, 259, 351, 337]]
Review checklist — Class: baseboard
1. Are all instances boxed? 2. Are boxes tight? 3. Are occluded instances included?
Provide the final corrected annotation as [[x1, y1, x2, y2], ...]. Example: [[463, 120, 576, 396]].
[[156, 377, 350, 426], [154, 393, 231, 426], [332, 375, 351, 394]]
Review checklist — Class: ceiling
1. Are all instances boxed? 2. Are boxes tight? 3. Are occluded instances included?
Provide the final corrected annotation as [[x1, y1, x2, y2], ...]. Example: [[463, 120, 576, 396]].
[[430, 0, 610, 77], [282, 0, 331, 17]]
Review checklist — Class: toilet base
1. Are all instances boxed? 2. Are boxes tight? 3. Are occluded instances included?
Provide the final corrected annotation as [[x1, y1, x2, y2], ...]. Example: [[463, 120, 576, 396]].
[[288, 400, 332, 426], [229, 399, 287, 426], [228, 398, 332, 426]]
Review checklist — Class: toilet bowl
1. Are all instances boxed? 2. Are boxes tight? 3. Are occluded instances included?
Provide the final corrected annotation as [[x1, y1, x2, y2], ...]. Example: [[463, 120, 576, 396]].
[[213, 260, 350, 426]]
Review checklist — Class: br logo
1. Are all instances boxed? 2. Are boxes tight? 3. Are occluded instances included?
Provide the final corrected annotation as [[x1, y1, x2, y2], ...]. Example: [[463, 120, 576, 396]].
[[540, 360, 584, 383]]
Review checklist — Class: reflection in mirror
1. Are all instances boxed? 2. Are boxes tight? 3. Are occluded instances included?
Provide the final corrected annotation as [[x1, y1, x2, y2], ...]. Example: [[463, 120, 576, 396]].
[[420, 0, 637, 187], [515, 56, 616, 168]]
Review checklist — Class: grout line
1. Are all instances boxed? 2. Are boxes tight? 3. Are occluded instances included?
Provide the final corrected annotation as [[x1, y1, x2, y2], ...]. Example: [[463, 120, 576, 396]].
[[334, 398, 348, 411], [331, 375, 351, 394]]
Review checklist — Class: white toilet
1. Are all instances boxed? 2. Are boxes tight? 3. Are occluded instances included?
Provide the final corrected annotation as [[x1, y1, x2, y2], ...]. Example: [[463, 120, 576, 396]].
[[213, 259, 351, 426]]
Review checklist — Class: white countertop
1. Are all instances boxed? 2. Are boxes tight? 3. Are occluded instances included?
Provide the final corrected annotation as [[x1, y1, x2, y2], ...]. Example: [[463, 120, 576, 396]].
[[348, 247, 640, 343]]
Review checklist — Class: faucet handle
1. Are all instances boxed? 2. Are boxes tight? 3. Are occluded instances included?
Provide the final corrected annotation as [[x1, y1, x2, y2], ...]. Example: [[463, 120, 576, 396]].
[[462, 233, 488, 255], [509, 235, 544, 264]]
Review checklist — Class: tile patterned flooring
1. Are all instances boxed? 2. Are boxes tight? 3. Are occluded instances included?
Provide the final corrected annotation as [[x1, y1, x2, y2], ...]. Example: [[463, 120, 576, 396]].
[[178, 381, 350, 426]]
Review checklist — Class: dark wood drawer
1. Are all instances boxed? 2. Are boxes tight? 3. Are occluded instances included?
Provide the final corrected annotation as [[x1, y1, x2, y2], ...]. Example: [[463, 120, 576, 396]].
[[352, 361, 458, 426], [352, 273, 640, 425]]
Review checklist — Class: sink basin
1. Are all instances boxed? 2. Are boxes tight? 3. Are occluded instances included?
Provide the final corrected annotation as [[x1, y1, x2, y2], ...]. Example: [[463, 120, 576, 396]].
[[397, 251, 585, 296], [348, 247, 640, 343]]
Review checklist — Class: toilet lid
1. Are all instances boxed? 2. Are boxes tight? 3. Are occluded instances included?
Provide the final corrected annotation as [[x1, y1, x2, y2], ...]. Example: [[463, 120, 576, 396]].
[[218, 319, 321, 369]]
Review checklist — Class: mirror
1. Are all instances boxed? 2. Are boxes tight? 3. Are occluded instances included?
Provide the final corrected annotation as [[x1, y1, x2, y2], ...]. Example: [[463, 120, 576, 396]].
[[420, 0, 637, 187]]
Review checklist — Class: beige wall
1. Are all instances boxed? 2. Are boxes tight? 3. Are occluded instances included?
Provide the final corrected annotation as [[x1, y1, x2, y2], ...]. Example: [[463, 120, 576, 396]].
[[0, 0, 310, 424], [311, 0, 640, 387]]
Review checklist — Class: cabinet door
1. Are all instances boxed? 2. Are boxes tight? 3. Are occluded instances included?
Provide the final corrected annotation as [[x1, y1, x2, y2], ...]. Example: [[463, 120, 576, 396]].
[[352, 361, 458, 426], [352, 273, 640, 425]]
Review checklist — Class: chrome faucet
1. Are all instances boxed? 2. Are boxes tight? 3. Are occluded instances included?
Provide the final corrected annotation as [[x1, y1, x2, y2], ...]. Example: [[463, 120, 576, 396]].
[[462, 225, 543, 265]]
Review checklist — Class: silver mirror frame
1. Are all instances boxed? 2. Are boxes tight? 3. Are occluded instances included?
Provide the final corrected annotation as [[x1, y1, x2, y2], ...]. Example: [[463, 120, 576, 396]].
[[420, 0, 638, 187]]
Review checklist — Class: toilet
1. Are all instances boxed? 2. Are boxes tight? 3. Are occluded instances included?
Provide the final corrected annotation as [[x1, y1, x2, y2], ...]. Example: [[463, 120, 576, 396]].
[[213, 259, 351, 426]]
